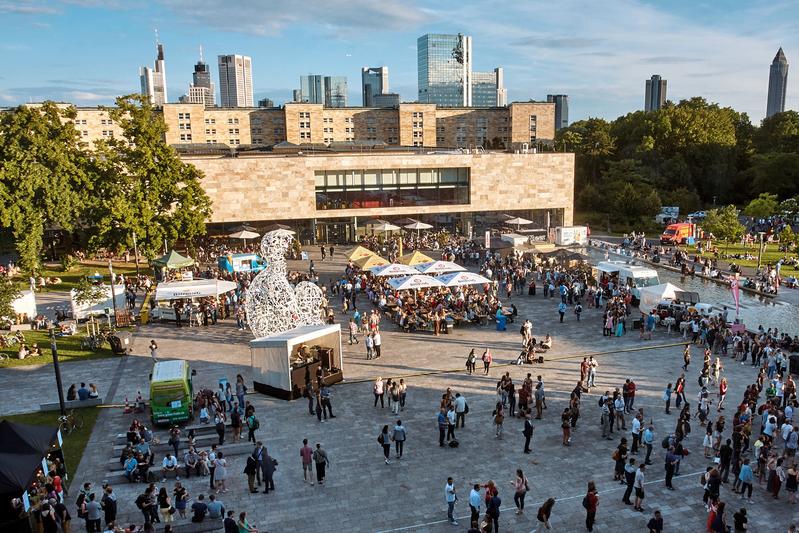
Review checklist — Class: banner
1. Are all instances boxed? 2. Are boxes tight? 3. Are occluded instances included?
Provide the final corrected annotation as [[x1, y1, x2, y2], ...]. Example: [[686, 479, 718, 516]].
[[729, 275, 740, 315]]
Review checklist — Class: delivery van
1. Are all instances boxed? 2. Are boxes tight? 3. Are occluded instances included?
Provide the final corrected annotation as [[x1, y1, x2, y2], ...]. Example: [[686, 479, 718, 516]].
[[660, 223, 695, 245], [149, 360, 196, 426]]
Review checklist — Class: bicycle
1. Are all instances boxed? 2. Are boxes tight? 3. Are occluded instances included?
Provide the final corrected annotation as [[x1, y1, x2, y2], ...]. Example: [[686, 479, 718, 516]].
[[0, 352, 9, 365], [57, 409, 84, 436], [80, 331, 109, 351]]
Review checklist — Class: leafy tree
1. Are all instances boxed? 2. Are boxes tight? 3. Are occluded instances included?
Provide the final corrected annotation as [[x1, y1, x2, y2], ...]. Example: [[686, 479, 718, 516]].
[[755, 110, 799, 153], [739, 153, 799, 199], [0, 277, 21, 319], [555, 118, 614, 185], [88, 95, 212, 258], [779, 226, 795, 245], [0, 103, 94, 273], [780, 196, 799, 219], [659, 187, 701, 215], [72, 278, 109, 306], [702, 205, 744, 245], [743, 193, 779, 218]]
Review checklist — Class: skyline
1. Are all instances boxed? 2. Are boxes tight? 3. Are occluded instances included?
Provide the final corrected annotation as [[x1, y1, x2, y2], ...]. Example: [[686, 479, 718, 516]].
[[0, 0, 796, 122]]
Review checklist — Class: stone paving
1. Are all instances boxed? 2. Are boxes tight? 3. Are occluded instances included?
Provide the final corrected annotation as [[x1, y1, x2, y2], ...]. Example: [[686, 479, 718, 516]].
[[3, 250, 799, 532]]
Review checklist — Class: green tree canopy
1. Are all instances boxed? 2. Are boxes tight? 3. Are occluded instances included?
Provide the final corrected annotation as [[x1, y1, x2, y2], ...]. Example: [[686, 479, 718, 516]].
[[743, 193, 779, 219], [755, 110, 799, 153], [702, 205, 744, 243], [88, 95, 212, 258], [0, 103, 94, 273], [0, 277, 21, 319], [739, 152, 799, 199]]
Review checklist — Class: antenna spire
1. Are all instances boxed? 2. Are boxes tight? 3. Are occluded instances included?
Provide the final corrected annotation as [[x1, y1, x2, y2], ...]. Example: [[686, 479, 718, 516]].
[[154, 28, 160, 45], [199, 45, 204, 62]]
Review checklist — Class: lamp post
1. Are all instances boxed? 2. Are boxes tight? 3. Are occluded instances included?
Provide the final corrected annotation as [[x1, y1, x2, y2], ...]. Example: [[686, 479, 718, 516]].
[[756, 231, 766, 274], [108, 259, 118, 329], [49, 328, 66, 416], [132, 231, 141, 277]]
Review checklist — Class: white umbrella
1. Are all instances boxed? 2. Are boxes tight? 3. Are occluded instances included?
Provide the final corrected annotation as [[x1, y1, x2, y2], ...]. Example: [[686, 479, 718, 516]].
[[369, 222, 401, 232], [388, 274, 445, 290], [404, 221, 433, 230], [504, 216, 533, 231], [265, 228, 296, 237], [415, 260, 467, 275], [370, 263, 419, 277], [437, 271, 492, 287], [228, 229, 261, 247]]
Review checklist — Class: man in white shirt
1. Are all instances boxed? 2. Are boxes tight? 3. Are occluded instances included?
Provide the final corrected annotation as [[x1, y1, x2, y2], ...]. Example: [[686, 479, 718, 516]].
[[454, 393, 467, 428], [161, 453, 179, 481], [446, 406, 457, 442], [630, 415, 642, 454], [633, 464, 646, 511], [469, 483, 481, 525], [373, 331, 382, 359], [445, 477, 457, 526]]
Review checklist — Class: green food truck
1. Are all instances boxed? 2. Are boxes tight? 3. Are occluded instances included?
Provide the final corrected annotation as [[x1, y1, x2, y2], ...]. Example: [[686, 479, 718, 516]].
[[149, 360, 196, 425]]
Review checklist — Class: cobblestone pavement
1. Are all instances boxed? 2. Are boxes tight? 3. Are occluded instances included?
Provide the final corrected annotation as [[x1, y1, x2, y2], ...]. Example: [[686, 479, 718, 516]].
[[3, 250, 799, 532]]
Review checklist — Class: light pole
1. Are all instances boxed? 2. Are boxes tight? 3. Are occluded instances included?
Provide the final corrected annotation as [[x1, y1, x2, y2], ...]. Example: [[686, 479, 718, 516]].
[[108, 259, 118, 329], [756, 231, 766, 274], [132, 231, 141, 277], [49, 328, 66, 416]]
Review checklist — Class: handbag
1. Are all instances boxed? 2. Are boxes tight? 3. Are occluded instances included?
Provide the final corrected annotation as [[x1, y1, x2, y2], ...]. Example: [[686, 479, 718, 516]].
[[464, 403, 470, 415], [168, 507, 176, 515]]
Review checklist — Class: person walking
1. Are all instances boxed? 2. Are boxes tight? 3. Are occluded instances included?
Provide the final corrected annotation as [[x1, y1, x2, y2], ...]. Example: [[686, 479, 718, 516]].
[[583, 481, 599, 532], [392, 420, 406, 459], [313, 443, 329, 485], [149, 340, 158, 362], [738, 458, 754, 503], [348, 318, 359, 345], [245, 412, 258, 443], [378, 425, 392, 464], [633, 464, 646, 512], [492, 402, 505, 438], [373, 377, 385, 408], [214, 452, 228, 494], [682, 344, 691, 371], [399, 378, 407, 411], [482, 348, 492, 374], [663, 383, 672, 414], [445, 477, 458, 526], [157, 487, 173, 524], [300, 439, 314, 485], [390, 381, 401, 415], [534, 498, 555, 531], [558, 301, 567, 323], [512, 469, 529, 515], [523, 415, 535, 453], [466, 349, 477, 375]]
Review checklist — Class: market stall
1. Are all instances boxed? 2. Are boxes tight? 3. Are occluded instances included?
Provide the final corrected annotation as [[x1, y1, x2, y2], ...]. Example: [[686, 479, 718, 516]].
[[151, 250, 195, 282], [152, 279, 238, 321], [250, 323, 343, 400], [69, 284, 126, 321]]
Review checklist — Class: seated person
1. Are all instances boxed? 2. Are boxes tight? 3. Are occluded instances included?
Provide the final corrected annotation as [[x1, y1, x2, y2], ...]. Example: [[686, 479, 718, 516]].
[[119, 445, 134, 466], [66, 384, 78, 401], [77, 383, 90, 401], [123, 454, 139, 482], [135, 453, 151, 482], [206, 494, 225, 519], [191, 494, 208, 522], [184, 447, 201, 478], [199, 406, 210, 424], [135, 438, 152, 464], [17, 344, 30, 359], [29, 343, 42, 356], [88, 383, 99, 399], [140, 426, 154, 443], [541, 334, 552, 350], [161, 453, 179, 481], [197, 450, 210, 475]]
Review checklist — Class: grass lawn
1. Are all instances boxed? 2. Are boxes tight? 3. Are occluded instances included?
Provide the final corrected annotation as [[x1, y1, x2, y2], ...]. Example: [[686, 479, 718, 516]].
[[0, 407, 101, 486], [682, 242, 799, 276], [0, 329, 119, 368], [14, 261, 140, 292]]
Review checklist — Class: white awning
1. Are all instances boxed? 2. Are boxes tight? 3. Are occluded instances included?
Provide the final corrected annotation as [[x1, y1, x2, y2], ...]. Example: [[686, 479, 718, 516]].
[[638, 282, 682, 311], [370, 263, 420, 277], [436, 271, 492, 287], [414, 260, 467, 275], [155, 279, 238, 301], [388, 274, 445, 290]]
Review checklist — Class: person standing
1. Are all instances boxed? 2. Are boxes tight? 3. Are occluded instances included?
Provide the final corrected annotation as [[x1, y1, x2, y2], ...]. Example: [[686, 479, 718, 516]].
[[482, 348, 492, 374], [633, 464, 646, 512], [466, 349, 477, 375], [664, 447, 678, 490], [663, 383, 672, 414], [587, 356, 598, 388], [348, 318, 359, 345], [647, 510, 663, 533], [523, 415, 534, 454], [85, 493, 102, 532], [251, 442, 264, 487], [100, 486, 117, 528], [320, 385, 335, 419], [373, 377, 385, 408], [373, 330, 382, 359], [486, 487, 501, 532], [583, 481, 599, 532], [446, 406, 457, 443], [149, 340, 158, 362], [643, 424, 655, 465], [622, 457, 636, 505], [630, 414, 642, 455], [468, 484, 481, 526], [313, 443, 329, 485], [445, 477, 458, 526], [365, 332, 375, 360], [261, 449, 276, 494], [244, 455, 258, 494], [378, 425, 392, 464], [454, 392, 467, 428], [492, 402, 505, 438], [558, 301, 567, 323], [682, 344, 691, 371], [438, 409, 447, 447], [300, 439, 314, 485], [399, 379, 407, 411], [512, 469, 529, 515], [392, 420, 407, 459], [738, 458, 754, 502]]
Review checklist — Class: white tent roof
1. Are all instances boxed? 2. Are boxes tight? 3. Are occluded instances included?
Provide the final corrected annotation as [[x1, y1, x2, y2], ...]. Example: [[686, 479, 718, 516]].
[[370, 263, 420, 277], [436, 271, 492, 287], [155, 279, 238, 301], [638, 282, 682, 311], [388, 274, 445, 290], [414, 260, 467, 275]]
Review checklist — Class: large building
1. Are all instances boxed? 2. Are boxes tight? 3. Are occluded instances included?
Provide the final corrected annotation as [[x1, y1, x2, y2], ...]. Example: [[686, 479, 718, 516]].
[[362, 66, 389, 107], [299, 75, 348, 107], [179, 54, 215, 107], [472, 67, 507, 107], [547, 94, 569, 130], [139, 43, 167, 106], [418, 33, 473, 106], [324, 76, 348, 108], [767, 47, 789, 118], [218, 54, 253, 108], [645, 74, 667, 112]]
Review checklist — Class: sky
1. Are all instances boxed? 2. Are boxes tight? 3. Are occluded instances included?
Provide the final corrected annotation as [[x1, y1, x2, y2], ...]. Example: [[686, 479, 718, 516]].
[[0, 0, 797, 123]]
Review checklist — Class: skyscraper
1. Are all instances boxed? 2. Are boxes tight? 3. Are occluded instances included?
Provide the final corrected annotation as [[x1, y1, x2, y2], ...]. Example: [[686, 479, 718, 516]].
[[767, 47, 789, 118], [472, 67, 506, 107], [418, 33, 472, 106], [218, 54, 253, 108], [644, 75, 667, 112], [139, 42, 167, 106], [181, 48, 215, 106], [547, 94, 569, 130], [299, 75, 348, 107], [324, 76, 348, 107], [362, 66, 389, 107]]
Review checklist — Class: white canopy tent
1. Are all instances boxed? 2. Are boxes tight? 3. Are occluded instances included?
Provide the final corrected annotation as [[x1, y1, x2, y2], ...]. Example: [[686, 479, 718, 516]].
[[155, 279, 238, 301], [436, 271, 492, 287], [638, 282, 682, 311], [504, 216, 533, 231], [404, 221, 433, 231], [370, 263, 420, 277], [388, 274, 445, 291], [70, 284, 127, 320], [414, 260, 467, 275]]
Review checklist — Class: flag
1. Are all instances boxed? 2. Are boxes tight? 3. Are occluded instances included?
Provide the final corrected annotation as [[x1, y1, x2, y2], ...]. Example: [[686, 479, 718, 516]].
[[729, 275, 740, 315]]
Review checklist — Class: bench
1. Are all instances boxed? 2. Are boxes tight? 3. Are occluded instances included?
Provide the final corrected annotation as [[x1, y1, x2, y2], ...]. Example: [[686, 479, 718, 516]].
[[40, 397, 103, 412], [170, 520, 223, 533]]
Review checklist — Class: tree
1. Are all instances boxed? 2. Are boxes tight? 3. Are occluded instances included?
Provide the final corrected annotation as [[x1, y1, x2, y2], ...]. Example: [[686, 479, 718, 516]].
[[702, 205, 744, 245], [0, 277, 21, 319], [0, 103, 94, 273], [740, 153, 799, 199], [743, 193, 779, 218], [755, 110, 799, 153], [88, 95, 212, 258], [780, 196, 799, 219], [659, 187, 701, 215], [72, 278, 109, 306]]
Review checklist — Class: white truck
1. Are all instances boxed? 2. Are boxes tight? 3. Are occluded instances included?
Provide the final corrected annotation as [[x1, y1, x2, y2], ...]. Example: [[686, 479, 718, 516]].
[[654, 206, 679, 225]]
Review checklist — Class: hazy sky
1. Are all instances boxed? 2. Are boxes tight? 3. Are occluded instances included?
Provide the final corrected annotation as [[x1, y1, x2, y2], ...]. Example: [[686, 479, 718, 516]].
[[0, 0, 797, 123]]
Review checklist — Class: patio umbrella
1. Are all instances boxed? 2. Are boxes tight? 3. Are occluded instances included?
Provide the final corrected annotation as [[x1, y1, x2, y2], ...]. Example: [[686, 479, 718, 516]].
[[397, 251, 434, 266], [348, 245, 377, 261], [369, 221, 401, 232], [437, 271, 492, 287], [404, 220, 434, 241], [505, 216, 533, 231], [354, 254, 389, 270], [370, 263, 420, 277], [262, 223, 294, 233], [393, 217, 419, 226], [229, 223, 258, 233], [265, 228, 295, 238], [415, 260, 467, 275], [388, 274, 445, 291]]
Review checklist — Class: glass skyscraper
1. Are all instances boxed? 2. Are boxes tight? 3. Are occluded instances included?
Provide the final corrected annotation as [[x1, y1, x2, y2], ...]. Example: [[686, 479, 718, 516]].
[[299, 74, 347, 107], [767, 48, 788, 118], [472, 67, 506, 107], [417, 33, 472, 106], [547, 94, 569, 130], [645, 74, 667, 112]]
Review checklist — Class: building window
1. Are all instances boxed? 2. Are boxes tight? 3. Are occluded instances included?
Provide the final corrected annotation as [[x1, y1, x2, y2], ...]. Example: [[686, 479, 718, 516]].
[[82, 130, 89, 137], [205, 129, 216, 135], [101, 130, 114, 137], [251, 118, 261, 125], [205, 118, 216, 125], [323, 117, 332, 123], [228, 118, 239, 125], [179, 123, 191, 130], [412, 141, 423, 147], [252, 128, 263, 134], [413, 131, 423, 138], [206, 139, 217, 144], [273, 128, 283, 135], [300, 132, 311, 140], [179, 133, 192, 141], [299, 112, 310, 119], [367, 127, 376, 134], [412, 112, 423, 118], [178, 112, 191, 120], [252, 139, 263, 145], [344, 117, 353, 123], [228, 128, 239, 135], [229, 139, 240, 145], [436, 136, 445, 144]]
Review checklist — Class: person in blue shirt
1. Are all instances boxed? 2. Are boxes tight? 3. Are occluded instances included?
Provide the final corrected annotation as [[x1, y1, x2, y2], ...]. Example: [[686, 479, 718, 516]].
[[558, 302, 567, 323], [438, 410, 447, 448], [77, 383, 90, 401], [123, 455, 138, 481], [738, 458, 754, 502]]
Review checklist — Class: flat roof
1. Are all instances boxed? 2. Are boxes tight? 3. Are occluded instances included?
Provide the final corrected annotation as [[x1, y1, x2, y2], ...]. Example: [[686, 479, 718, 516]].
[[152, 360, 187, 382]]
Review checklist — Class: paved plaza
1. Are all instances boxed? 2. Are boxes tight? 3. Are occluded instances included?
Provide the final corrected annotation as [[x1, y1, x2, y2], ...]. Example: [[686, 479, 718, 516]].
[[3, 250, 799, 532]]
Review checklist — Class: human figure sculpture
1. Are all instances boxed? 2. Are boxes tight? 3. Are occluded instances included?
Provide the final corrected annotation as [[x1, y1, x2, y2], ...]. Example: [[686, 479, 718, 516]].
[[245, 230, 323, 338]]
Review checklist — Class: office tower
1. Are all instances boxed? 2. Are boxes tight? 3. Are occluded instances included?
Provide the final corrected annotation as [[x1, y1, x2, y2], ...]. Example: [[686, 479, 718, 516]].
[[372, 93, 401, 107], [767, 47, 789, 118], [324, 76, 348, 107], [258, 97, 275, 108], [140, 42, 167, 106], [292, 89, 303, 103], [473, 67, 506, 107], [547, 94, 569, 130], [418, 33, 472, 106], [181, 48, 215, 106], [644, 74, 667, 111], [362, 66, 389, 107], [218, 54, 253, 107]]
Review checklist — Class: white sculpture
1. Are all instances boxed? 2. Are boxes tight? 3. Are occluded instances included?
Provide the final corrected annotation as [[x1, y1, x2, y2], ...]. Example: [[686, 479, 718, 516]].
[[245, 229, 324, 338]]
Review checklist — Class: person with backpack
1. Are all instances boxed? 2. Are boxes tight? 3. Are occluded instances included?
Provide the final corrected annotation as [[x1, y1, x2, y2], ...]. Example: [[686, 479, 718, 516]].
[[313, 443, 329, 485], [583, 481, 599, 532], [511, 469, 529, 515], [535, 497, 555, 531], [246, 411, 259, 443], [378, 424, 392, 464]]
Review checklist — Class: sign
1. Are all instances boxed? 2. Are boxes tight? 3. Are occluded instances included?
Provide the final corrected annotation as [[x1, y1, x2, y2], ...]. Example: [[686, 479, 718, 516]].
[[41, 458, 49, 476], [484, 230, 491, 249], [22, 491, 30, 512], [170, 400, 182, 409], [301, 251, 309, 260], [57, 430, 63, 447]]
